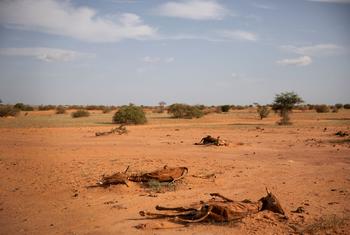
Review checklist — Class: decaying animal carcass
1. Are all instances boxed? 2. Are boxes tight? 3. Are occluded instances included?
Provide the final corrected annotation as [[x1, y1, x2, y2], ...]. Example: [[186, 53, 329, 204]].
[[195, 135, 229, 146], [129, 165, 188, 183], [139, 189, 285, 223], [95, 125, 128, 136], [88, 166, 130, 188], [89, 166, 188, 188]]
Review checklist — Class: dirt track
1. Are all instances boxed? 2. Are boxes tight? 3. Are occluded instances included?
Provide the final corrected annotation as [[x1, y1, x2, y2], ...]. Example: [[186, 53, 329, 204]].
[[0, 110, 349, 234]]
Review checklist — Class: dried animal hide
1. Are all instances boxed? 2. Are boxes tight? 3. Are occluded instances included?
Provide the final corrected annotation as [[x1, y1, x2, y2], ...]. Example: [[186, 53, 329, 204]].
[[88, 166, 130, 188], [129, 166, 188, 183], [139, 190, 285, 223], [95, 125, 127, 136], [195, 135, 228, 146], [89, 166, 188, 188]]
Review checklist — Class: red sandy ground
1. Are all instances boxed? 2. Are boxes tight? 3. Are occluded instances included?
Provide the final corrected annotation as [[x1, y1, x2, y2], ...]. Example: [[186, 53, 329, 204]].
[[0, 109, 349, 234]]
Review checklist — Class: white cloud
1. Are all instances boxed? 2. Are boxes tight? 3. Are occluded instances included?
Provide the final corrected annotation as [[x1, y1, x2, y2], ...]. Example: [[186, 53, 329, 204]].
[[164, 57, 175, 63], [142, 56, 174, 64], [280, 44, 341, 56], [0, 47, 93, 62], [219, 30, 258, 41], [156, 0, 228, 20], [142, 56, 161, 63], [0, 0, 156, 43], [276, 56, 312, 66], [308, 0, 350, 3], [231, 73, 238, 78]]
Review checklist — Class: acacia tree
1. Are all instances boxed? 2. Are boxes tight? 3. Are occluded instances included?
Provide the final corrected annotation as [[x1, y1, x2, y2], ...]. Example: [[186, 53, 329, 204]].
[[158, 101, 166, 113], [272, 92, 303, 125]]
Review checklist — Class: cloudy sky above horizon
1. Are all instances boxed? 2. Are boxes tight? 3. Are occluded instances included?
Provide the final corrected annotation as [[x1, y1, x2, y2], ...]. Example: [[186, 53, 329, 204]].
[[0, 0, 349, 105]]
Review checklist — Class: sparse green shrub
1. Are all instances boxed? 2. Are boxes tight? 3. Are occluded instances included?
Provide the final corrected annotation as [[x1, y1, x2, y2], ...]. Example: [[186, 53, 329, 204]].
[[220, 105, 231, 112], [344, 104, 350, 109], [71, 109, 90, 118], [194, 104, 206, 110], [257, 106, 270, 120], [307, 104, 315, 110], [146, 180, 176, 193], [56, 106, 66, 114], [38, 105, 56, 111], [295, 105, 308, 111], [272, 91, 303, 125], [331, 106, 338, 113], [235, 105, 245, 110], [335, 103, 343, 109], [68, 105, 85, 110], [113, 105, 147, 124], [0, 105, 20, 117], [168, 103, 204, 119], [14, 103, 34, 111], [102, 107, 112, 113], [14, 103, 25, 110], [315, 105, 330, 113]]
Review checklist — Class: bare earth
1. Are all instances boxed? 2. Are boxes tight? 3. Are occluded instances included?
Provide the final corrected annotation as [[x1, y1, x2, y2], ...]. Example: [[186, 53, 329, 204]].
[[0, 109, 349, 234]]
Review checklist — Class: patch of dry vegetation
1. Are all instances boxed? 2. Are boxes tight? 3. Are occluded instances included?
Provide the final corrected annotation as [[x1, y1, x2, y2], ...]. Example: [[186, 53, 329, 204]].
[[302, 214, 349, 234]]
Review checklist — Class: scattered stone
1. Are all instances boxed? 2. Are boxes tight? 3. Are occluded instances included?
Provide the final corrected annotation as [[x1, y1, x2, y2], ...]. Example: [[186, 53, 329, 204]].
[[291, 206, 305, 213]]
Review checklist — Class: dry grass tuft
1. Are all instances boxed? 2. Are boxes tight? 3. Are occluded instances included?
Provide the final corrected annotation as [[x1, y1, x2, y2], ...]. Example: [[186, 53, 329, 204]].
[[302, 214, 348, 234]]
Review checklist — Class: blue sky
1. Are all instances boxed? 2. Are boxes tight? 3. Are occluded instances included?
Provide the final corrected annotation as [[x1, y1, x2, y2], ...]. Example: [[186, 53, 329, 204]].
[[0, 0, 349, 105]]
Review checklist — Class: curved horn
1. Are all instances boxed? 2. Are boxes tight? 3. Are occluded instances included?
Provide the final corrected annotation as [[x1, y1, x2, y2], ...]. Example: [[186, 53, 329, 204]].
[[172, 167, 188, 182]]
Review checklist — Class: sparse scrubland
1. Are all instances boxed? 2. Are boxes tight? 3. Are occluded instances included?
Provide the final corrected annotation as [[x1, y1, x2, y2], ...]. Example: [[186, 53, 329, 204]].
[[71, 109, 90, 118], [168, 103, 204, 119], [1, 97, 349, 235]]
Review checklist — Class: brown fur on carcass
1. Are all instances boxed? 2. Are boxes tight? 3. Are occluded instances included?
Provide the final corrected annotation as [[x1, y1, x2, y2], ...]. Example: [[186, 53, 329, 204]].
[[129, 165, 188, 183], [95, 125, 127, 136], [195, 135, 228, 146], [89, 166, 188, 188], [139, 190, 286, 223]]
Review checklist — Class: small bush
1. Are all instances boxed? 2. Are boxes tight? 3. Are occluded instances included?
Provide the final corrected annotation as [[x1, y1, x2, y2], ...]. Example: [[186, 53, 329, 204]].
[[68, 105, 85, 110], [194, 104, 206, 110], [307, 104, 315, 110], [0, 105, 20, 117], [102, 107, 112, 113], [38, 105, 56, 111], [146, 180, 176, 193], [71, 109, 90, 118], [113, 105, 147, 124], [344, 104, 350, 109], [331, 106, 339, 113], [220, 105, 231, 112], [315, 105, 330, 113], [335, 103, 343, 109], [56, 106, 66, 114], [234, 105, 245, 110], [257, 106, 270, 120], [14, 103, 25, 110], [14, 103, 34, 111], [168, 103, 204, 119]]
